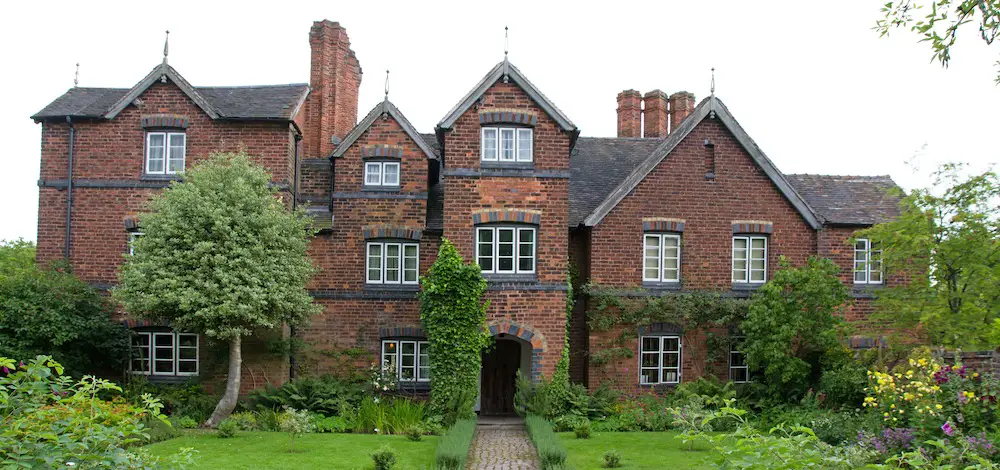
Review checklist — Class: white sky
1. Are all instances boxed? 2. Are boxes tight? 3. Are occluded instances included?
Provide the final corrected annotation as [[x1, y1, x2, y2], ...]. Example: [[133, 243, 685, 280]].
[[2, 1, 997, 242]]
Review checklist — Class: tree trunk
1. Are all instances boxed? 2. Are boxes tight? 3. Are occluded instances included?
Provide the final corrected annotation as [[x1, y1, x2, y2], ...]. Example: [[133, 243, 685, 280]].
[[204, 336, 242, 428]]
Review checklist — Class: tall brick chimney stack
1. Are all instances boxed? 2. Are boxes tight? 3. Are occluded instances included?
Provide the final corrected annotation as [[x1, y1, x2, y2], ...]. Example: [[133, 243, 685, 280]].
[[303, 20, 362, 158], [616, 90, 642, 138], [642, 90, 668, 138], [668, 91, 695, 133]]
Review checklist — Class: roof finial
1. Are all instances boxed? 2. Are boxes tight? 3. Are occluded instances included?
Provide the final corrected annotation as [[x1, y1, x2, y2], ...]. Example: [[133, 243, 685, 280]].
[[163, 30, 170, 65], [502, 26, 510, 83], [73, 63, 79, 88], [710, 67, 715, 96], [384, 69, 390, 100]]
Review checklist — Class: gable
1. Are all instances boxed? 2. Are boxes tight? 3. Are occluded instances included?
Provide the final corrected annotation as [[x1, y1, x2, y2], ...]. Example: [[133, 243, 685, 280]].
[[105, 64, 219, 120], [581, 97, 822, 230], [332, 100, 438, 160]]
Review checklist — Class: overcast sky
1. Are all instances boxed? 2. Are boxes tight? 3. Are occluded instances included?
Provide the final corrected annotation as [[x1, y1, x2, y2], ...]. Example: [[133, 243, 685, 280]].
[[2, 1, 997, 242]]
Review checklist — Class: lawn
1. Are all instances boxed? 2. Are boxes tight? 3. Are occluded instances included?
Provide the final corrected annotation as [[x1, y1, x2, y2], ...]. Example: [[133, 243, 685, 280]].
[[146, 431, 439, 469], [558, 431, 715, 469]]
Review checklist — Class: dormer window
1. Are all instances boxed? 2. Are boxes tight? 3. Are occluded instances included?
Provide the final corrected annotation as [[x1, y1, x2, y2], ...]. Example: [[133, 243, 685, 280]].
[[364, 161, 401, 188], [481, 127, 532, 163], [145, 131, 185, 175]]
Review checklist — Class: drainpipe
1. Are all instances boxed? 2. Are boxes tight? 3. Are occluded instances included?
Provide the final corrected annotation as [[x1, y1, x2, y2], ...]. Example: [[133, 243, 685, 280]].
[[289, 133, 302, 380], [64, 117, 75, 260]]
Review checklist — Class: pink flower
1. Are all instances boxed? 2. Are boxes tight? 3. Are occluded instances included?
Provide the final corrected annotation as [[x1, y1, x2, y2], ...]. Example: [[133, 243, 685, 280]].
[[1, 367, 8, 374], [941, 421, 955, 436]]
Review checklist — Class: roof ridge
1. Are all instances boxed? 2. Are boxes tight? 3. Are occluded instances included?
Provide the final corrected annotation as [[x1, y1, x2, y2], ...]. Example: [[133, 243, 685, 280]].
[[196, 83, 309, 89], [788, 173, 895, 180]]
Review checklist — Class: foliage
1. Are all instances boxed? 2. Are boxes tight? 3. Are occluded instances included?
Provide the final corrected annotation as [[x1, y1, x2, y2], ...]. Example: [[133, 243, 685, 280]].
[[114, 152, 320, 426], [819, 357, 870, 408], [217, 418, 239, 438], [406, 424, 423, 441], [757, 396, 881, 446], [602, 449, 622, 468], [253, 408, 283, 432], [516, 371, 617, 421], [574, 419, 592, 439], [279, 407, 314, 452], [558, 431, 714, 469], [741, 256, 849, 401], [228, 411, 259, 431], [351, 396, 427, 435], [245, 374, 364, 416], [525, 414, 568, 469], [434, 418, 476, 470], [311, 413, 348, 433], [856, 164, 1000, 348], [672, 396, 718, 450], [371, 444, 398, 470], [141, 415, 183, 445], [885, 433, 1000, 468], [419, 239, 489, 421], [175, 416, 198, 429], [0, 240, 129, 377], [0, 355, 194, 468], [122, 376, 219, 423], [876, 0, 1000, 83]]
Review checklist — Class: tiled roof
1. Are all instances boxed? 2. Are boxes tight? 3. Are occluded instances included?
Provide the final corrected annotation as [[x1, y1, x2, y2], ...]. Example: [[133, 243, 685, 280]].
[[32, 84, 309, 121], [786, 174, 902, 225], [569, 137, 664, 226]]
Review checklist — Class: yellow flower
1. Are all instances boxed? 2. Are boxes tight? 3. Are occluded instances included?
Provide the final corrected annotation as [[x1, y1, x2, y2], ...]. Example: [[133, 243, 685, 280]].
[[935, 404, 943, 410], [884, 412, 890, 418]]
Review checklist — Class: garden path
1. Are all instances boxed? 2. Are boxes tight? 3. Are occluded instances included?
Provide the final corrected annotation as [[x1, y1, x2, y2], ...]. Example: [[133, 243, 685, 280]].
[[466, 416, 539, 470]]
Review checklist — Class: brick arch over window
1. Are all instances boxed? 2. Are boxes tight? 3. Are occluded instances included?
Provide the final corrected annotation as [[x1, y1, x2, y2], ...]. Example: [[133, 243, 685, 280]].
[[472, 209, 541, 225], [637, 322, 684, 336], [487, 321, 544, 381], [362, 226, 422, 240], [122, 319, 172, 328]]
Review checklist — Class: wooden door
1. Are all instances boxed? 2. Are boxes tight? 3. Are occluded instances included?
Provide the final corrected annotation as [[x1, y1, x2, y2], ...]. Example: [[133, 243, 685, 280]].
[[480, 340, 520, 415]]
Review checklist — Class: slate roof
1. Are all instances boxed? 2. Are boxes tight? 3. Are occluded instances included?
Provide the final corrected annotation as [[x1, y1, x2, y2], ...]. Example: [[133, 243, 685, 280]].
[[569, 137, 664, 226], [33, 83, 309, 121], [786, 174, 902, 225]]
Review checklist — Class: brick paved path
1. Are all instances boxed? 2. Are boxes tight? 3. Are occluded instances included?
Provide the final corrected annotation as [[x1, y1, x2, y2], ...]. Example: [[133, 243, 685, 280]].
[[466, 416, 540, 470]]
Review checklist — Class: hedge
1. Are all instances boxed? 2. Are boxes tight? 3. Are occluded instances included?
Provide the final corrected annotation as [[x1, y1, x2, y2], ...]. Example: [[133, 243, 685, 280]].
[[525, 414, 567, 469], [434, 418, 477, 469]]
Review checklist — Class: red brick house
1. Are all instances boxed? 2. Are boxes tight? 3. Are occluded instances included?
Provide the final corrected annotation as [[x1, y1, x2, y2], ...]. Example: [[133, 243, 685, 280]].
[[31, 20, 900, 412]]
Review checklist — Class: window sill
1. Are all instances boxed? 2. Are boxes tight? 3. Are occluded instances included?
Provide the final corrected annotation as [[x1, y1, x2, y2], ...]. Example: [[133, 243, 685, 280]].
[[851, 284, 884, 298], [483, 273, 538, 283], [642, 281, 682, 291], [364, 284, 420, 292], [638, 383, 680, 391], [481, 161, 535, 170], [395, 381, 431, 393], [131, 374, 200, 385], [731, 282, 764, 291], [361, 186, 402, 192], [141, 174, 183, 182]]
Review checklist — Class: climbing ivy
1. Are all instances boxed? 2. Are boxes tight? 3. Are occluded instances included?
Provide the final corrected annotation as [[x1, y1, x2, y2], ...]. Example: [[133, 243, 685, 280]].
[[585, 286, 748, 372], [551, 271, 574, 388], [419, 239, 490, 421]]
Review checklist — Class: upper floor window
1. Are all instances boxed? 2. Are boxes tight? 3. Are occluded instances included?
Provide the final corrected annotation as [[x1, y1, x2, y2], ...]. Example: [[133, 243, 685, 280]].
[[854, 239, 883, 284], [381, 339, 430, 382], [130, 331, 198, 376], [643, 233, 681, 283], [364, 161, 400, 187], [367, 241, 419, 285], [146, 132, 185, 175], [729, 336, 749, 383], [639, 335, 681, 385], [128, 231, 143, 256], [476, 226, 535, 274], [481, 127, 532, 163], [732, 235, 767, 283]]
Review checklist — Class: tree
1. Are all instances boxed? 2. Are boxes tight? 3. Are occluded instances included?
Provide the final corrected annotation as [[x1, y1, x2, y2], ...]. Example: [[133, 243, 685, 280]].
[[114, 152, 319, 427], [876, 1, 1000, 83], [0, 240, 129, 377], [419, 239, 489, 422], [740, 257, 848, 400], [857, 164, 999, 349]]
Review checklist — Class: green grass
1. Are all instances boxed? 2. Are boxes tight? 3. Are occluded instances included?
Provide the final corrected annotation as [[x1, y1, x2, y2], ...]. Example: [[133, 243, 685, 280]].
[[558, 431, 715, 469], [146, 430, 439, 469]]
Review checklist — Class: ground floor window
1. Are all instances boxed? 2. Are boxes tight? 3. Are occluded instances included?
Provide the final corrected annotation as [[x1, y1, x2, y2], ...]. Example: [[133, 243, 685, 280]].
[[639, 335, 681, 385], [130, 331, 199, 376], [381, 340, 430, 382], [729, 336, 749, 383]]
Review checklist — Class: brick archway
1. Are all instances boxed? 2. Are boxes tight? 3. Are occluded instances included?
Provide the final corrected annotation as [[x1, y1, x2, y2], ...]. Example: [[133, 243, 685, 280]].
[[486, 321, 544, 382]]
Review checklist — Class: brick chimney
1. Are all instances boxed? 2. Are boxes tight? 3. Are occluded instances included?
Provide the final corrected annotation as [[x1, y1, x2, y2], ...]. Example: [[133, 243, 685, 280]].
[[303, 20, 362, 158], [642, 90, 668, 138], [668, 91, 695, 133], [616, 90, 642, 138]]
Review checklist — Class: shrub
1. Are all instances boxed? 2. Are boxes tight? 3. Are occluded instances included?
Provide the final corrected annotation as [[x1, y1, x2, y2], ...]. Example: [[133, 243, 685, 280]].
[[574, 420, 591, 439], [174, 416, 199, 429], [217, 418, 239, 438], [818, 361, 868, 408], [552, 414, 589, 432], [140, 416, 182, 445], [228, 411, 259, 431], [245, 375, 364, 416], [434, 418, 476, 470], [602, 450, 622, 468], [254, 408, 283, 432], [311, 413, 348, 433], [525, 415, 567, 469], [371, 444, 398, 470], [406, 424, 423, 441], [353, 396, 426, 434], [122, 376, 219, 422], [279, 407, 314, 452], [516, 372, 617, 421]]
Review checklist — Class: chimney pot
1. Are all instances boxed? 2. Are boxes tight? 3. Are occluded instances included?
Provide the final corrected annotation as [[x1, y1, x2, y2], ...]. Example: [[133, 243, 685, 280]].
[[616, 89, 642, 138]]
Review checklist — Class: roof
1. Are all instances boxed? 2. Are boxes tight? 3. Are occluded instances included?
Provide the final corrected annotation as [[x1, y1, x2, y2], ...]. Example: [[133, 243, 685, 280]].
[[786, 174, 902, 225], [580, 96, 823, 230], [331, 99, 439, 160], [569, 137, 664, 226], [32, 63, 309, 121], [436, 59, 577, 133], [426, 181, 444, 231], [419, 133, 440, 159]]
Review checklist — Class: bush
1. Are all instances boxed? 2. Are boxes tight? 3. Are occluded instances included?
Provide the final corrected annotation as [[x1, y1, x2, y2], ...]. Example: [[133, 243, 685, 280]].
[[516, 372, 617, 421], [245, 375, 364, 416], [602, 450, 622, 468], [123, 376, 219, 422], [574, 420, 591, 439], [525, 415, 567, 469], [311, 413, 348, 433], [371, 444, 398, 470], [406, 424, 423, 441], [818, 360, 868, 408], [435, 418, 476, 470], [174, 416, 199, 429], [552, 414, 589, 432], [254, 408, 283, 432], [217, 418, 239, 438], [228, 411, 259, 431], [279, 407, 314, 452], [139, 415, 182, 445], [352, 396, 426, 434]]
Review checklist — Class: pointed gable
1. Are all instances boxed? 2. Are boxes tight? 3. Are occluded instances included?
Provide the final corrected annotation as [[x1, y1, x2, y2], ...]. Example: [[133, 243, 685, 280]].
[[332, 100, 438, 160], [581, 97, 822, 230], [104, 63, 220, 120], [436, 60, 577, 133]]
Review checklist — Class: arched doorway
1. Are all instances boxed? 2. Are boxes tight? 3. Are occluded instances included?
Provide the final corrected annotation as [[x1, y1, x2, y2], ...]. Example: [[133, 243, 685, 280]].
[[479, 323, 543, 416]]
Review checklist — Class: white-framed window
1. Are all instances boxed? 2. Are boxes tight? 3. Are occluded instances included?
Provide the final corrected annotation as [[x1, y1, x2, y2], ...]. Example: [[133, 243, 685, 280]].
[[854, 239, 883, 284], [729, 336, 749, 383], [639, 335, 681, 385], [366, 241, 419, 284], [145, 132, 186, 175], [475, 226, 535, 274], [732, 235, 767, 283], [643, 233, 681, 282], [381, 340, 430, 382], [128, 231, 143, 256], [364, 161, 401, 187], [130, 331, 199, 376], [481, 127, 532, 162]]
